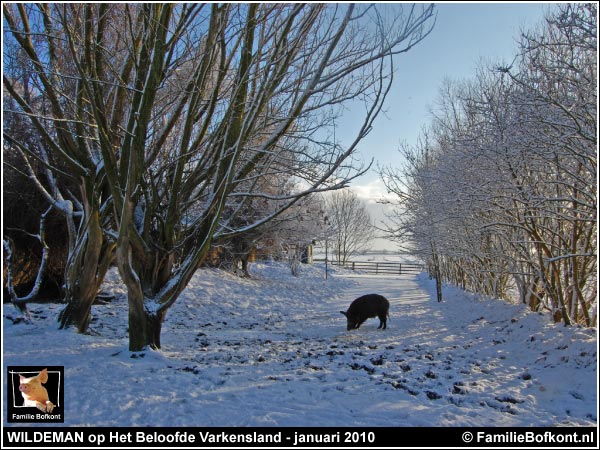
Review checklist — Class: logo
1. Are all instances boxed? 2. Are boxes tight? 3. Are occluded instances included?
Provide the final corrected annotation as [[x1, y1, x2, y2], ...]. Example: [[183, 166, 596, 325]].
[[7, 366, 64, 423]]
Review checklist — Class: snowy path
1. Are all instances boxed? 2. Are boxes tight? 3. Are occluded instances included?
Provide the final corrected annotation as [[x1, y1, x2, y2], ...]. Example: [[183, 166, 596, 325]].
[[2, 263, 596, 427], [329, 273, 597, 427]]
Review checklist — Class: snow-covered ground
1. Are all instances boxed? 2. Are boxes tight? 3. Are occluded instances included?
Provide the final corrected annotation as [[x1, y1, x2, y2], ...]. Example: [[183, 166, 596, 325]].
[[2, 262, 597, 427]]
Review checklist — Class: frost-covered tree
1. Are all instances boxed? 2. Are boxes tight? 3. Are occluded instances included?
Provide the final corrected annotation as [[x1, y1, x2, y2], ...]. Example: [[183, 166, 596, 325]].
[[382, 4, 596, 324], [503, 3, 597, 325], [380, 131, 446, 302]]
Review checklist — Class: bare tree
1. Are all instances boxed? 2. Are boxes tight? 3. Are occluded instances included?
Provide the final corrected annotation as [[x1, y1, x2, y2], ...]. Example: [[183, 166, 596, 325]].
[[3, 3, 436, 350], [3, 4, 119, 330], [326, 189, 375, 265]]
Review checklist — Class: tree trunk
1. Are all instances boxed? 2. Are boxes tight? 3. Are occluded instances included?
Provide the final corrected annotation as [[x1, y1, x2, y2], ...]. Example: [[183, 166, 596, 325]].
[[240, 255, 251, 278], [430, 243, 443, 302], [58, 209, 114, 332], [58, 294, 93, 332], [118, 226, 174, 351], [128, 301, 165, 351]]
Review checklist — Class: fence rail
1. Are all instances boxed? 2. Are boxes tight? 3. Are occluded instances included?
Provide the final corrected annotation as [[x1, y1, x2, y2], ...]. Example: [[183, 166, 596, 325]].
[[315, 259, 424, 275]]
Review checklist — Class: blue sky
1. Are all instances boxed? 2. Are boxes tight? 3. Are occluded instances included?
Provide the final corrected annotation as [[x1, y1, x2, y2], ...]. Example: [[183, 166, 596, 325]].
[[344, 2, 552, 194], [339, 2, 553, 250]]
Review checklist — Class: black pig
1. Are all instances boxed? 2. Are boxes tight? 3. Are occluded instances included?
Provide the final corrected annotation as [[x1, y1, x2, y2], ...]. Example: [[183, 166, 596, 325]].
[[340, 294, 390, 330]]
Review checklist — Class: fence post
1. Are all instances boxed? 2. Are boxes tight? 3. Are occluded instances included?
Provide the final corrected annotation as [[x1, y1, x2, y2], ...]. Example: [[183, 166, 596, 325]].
[[399, 264, 402, 275]]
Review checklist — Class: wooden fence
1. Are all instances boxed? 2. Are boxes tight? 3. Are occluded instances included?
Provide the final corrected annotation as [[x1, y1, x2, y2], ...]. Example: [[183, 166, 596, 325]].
[[315, 259, 424, 275]]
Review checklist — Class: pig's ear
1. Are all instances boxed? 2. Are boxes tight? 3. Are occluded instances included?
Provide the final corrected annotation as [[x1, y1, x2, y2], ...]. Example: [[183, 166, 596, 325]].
[[39, 369, 48, 384], [340, 311, 347, 316]]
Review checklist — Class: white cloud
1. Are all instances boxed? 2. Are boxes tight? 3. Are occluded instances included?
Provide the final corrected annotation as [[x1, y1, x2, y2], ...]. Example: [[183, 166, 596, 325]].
[[349, 178, 395, 204], [347, 179, 401, 251]]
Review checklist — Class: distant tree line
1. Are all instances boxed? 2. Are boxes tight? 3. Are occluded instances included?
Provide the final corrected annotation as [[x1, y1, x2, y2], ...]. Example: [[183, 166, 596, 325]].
[[382, 4, 596, 326]]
